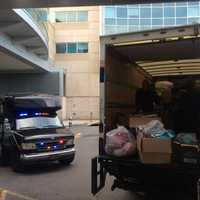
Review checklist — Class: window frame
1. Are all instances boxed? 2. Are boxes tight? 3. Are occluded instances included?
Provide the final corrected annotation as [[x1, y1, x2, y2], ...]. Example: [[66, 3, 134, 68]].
[[56, 43, 67, 54], [55, 11, 67, 23], [55, 10, 88, 23], [67, 43, 77, 54], [77, 43, 89, 53]]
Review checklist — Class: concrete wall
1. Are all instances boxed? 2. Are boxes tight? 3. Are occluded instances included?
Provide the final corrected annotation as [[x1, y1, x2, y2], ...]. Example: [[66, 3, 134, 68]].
[[49, 6, 100, 120], [0, 72, 63, 96]]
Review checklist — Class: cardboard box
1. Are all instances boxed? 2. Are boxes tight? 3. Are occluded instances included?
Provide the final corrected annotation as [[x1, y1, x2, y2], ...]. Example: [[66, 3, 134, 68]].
[[137, 132, 172, 164], [129, 114, 161, 128]]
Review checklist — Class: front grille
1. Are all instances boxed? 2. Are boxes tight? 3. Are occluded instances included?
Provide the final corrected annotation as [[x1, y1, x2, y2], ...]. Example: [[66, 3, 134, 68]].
[[23, 136, 74, 153]]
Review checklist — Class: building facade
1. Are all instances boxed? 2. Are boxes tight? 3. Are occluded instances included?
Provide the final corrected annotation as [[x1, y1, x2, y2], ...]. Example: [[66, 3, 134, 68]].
[[49, 7, 100, 120], [48, 2, 200, 120], [102, 1, 200, 35]]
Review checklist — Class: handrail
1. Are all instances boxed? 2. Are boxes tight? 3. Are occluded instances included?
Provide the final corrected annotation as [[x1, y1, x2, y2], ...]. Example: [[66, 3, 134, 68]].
[[23, 8, 49, 42]]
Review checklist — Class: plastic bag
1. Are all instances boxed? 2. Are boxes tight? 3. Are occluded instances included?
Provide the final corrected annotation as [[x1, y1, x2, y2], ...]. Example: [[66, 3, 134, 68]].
[[175, 133, 198, 145], [141, 120, 165, 137], [105, 126, 136, 157], [140, 120, 175, 139]]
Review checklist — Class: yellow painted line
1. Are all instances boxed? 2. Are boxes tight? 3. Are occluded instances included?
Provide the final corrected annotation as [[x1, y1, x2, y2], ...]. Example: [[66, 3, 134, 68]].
[[75, 132, 82, 139], [0, 188, 37, 200]]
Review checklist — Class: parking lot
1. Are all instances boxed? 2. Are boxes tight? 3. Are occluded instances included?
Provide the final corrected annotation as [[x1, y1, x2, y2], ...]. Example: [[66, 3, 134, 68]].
[[0, 125, 139, 200]]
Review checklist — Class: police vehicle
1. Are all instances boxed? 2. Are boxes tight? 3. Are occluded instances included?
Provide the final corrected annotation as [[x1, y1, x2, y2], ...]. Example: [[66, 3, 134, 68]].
[[0, 95, 75, 172]]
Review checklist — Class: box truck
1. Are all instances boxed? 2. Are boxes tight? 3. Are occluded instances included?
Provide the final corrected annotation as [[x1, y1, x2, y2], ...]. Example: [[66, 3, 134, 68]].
[[92, 24, 200, 199]]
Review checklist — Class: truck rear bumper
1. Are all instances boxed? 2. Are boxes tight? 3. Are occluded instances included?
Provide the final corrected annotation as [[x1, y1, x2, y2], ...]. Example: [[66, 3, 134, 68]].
[[20, 148, 75, 163]]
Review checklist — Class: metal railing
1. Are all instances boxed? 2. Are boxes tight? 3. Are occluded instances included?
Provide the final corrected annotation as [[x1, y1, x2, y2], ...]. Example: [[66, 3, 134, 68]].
[[24, 8, 49, 42]]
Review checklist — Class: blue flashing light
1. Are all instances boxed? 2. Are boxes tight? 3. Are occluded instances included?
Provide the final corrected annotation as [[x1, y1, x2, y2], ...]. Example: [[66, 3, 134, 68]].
[[19, 113, 28, 117], [40, 142, 44, 146], [53, 145, 57, 149], [35, 113, 40, 116]]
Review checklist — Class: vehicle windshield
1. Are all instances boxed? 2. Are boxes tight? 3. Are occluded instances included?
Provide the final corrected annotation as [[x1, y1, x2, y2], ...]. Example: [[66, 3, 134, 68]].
[[16, 116, 63, 130]]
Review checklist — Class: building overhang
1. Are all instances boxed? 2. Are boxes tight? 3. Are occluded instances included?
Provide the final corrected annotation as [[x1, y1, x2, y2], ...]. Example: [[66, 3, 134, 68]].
[[0, 0, 198, 9]]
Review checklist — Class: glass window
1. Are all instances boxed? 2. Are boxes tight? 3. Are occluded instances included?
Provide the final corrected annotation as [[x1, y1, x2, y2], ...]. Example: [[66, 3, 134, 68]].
[[176, 18, 187, 25], [117, 7, 127, 18], [140, 4, 151, 7], [129, 19, 139, 25], [164, 3, 175, 6], [38, 10, 48, 22], [78, 11, 88, 22], [105, 7, 115, 18], [188, 7, 199, 17], [116, 25, 128, 33], [152, 25, 162, 29], [117, 5, 127, 9], [153, 3, 163, 7], [128, 5, 139, 8], [55, 11, 66, 22], [16, 117, 62, 130], [104, 26, 116, 35], [140, 26, 151, 31], [105, 18, 115, 25], [140, 18, 151, 26], [152, 18, 163, 25], [56, 43, 66, 54], [128, 8, 139, 18], [67, 11, 76, 22], [152, 8, 163, 18], [176, 7, 187, 17], [77, 43, 88, 53], [67, 43, 77, 53], [117, 19, 127, 25], [140, 8, 151, 18], [164, 7, 175, 17], [189, 2, 199, 6], [188, 17, 200, 24], [176, 2, 187, 6], [164, 18, 175, 25], [129, 26, 139, 32]]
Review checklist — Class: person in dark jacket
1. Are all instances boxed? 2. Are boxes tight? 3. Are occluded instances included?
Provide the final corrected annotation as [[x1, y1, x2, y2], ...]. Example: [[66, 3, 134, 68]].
[[172, 79, 200, 136], [135, 79, 159, 113]]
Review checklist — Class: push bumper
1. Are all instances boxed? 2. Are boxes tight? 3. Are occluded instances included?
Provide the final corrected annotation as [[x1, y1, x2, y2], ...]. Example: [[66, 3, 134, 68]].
[[20, 148, 75, 163]]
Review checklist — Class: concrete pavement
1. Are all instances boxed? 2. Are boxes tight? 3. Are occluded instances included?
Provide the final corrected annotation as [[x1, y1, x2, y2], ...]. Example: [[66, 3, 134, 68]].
[[0, 126, 139, 200]]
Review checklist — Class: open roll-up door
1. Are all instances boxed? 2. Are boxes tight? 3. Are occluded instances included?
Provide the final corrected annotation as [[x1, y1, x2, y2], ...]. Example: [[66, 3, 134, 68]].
[[101, 24, 200, 78]]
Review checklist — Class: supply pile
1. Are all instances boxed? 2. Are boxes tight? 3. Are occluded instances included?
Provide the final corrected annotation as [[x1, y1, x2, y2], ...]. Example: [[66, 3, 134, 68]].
[[105, 113, 200, 166]]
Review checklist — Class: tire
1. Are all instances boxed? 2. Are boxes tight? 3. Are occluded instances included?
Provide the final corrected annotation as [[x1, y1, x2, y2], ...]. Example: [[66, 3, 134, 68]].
[[10, 151, 24, 172], [59, 157, 74, 165]]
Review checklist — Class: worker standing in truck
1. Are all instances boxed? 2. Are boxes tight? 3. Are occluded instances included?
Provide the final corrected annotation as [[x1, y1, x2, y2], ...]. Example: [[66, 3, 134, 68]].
[[135, 79, 159, 114]]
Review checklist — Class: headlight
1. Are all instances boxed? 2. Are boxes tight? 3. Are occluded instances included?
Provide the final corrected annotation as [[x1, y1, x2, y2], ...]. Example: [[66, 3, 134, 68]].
[[21, 143, 36, 150], [66, 139, 74, 145]]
